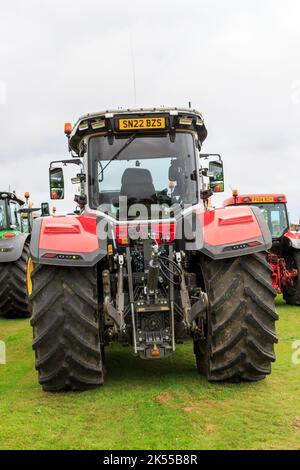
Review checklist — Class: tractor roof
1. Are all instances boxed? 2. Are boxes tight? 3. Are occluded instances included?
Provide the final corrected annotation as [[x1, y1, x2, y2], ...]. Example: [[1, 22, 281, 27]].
[[68, 107, 208, 154], [0, 191, 25, 206], [223, 193, 287, 207]]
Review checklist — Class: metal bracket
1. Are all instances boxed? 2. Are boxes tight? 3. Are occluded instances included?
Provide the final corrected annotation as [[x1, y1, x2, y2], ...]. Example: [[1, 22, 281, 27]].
[[175, 251, 192, 328], [189, 291, 208, 323], [116, 255, 125, 330]]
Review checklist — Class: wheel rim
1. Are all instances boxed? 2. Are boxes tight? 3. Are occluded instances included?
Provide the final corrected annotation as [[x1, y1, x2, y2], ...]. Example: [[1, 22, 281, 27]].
[[27, 257, 34, 296]]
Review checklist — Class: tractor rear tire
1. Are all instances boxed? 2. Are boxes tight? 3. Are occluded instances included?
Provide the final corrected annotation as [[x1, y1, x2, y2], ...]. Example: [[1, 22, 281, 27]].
[[194, 252, 278, 382], [0, 243, 32, 318], [282, 250, 300, 306], [31, 264, 104, 392]]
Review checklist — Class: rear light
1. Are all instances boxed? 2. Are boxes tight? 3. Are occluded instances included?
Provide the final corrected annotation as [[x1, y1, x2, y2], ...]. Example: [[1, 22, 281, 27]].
[[223, 241, 262, 252], [3, 233, 16, 238], [247, 241, 262, 247], [151, 345, 160, 357], [42, 253, 57, 258], [115, 226, 129, 246], [115, 223, 176, 245], [42, 253, 82, 260]]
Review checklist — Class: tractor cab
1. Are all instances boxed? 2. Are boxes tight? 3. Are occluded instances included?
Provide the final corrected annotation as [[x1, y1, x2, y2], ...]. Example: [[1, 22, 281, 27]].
[[0, 191, 25, 237], [0, 191, 50, 238], [49, 108, 225, 224]]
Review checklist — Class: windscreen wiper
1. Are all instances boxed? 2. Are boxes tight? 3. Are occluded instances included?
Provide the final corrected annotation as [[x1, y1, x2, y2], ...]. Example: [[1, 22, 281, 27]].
[[98, 134, 136, 181]]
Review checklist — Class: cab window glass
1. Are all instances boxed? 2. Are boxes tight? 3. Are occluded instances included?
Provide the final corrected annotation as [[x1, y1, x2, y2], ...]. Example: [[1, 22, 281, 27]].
[[9, 202, 22, 230]]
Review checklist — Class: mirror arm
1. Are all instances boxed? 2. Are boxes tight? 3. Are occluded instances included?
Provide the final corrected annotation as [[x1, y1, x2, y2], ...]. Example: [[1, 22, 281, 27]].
[[200, 153, 222, 161], [200, 189, 213, 201], [49, 159, 82, 169]]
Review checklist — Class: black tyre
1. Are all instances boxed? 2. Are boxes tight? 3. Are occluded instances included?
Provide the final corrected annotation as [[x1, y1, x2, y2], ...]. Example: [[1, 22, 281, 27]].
[[31, 264, 104, 392], [282, 250, 300, 305], [194, 252, 278, 382], [0, 243, 32, 318]]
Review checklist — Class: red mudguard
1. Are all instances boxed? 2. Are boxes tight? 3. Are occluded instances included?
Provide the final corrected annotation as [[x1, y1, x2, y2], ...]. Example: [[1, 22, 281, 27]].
[[30, 215, 104, 266], [30, 205, 271, 266], [197, 205, 272, 259]]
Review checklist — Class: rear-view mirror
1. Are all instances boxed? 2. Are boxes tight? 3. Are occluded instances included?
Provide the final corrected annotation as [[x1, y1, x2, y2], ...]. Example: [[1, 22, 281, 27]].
[[49, 167, 65, 200], [209, 160, 224, 193]]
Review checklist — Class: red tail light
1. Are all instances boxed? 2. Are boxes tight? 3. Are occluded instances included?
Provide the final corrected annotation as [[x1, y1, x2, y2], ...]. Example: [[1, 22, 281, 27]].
[[42, 253, 58, 258], [115, 226, 129, 246], [115, 223, 176, 245], [3, 232, 16, 238]]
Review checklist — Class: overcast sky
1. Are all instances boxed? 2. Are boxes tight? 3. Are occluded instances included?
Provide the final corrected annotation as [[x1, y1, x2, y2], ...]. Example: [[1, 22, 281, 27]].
[[0, 0, 299, 220]]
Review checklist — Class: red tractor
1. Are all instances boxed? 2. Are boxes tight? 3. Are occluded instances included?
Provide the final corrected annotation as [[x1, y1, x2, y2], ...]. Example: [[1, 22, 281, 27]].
[[29, 108, 278, 392], [223, 192, 300, 305]]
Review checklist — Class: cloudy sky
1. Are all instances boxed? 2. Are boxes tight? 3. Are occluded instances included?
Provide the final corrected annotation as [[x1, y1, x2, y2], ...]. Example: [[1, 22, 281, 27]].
[[0, 0, 299, 220]]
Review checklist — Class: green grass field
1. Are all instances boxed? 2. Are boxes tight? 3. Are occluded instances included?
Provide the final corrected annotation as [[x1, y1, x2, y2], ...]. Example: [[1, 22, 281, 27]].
[[0, 297, 300, 450]]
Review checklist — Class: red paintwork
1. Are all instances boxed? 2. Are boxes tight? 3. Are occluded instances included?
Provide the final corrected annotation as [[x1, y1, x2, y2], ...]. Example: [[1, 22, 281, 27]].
[[38, 206, 263, 254], [223, 193, 287, 207], [198, 206, 262, 246], [3, 233, 16, 238], [285, 230, 300, 241], [222, 193, 298, 294], [39, 215, 98, 253]]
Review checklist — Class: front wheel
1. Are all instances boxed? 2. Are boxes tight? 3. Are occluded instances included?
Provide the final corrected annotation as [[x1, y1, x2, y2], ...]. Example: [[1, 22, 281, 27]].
[[31, 264, 104, 392], [0, 243, 32, 318], [194, 252, 278, 382]]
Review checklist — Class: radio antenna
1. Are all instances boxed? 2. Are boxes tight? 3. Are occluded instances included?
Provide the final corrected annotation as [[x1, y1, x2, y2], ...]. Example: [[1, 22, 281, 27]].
[[129, 30, 137, 107]]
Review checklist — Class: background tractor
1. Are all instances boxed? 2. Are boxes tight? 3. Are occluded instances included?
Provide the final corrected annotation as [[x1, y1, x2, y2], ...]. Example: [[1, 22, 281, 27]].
[[30, 107, 278, 392], [0, 191, 49, 318], [223, 191, 300, 305]]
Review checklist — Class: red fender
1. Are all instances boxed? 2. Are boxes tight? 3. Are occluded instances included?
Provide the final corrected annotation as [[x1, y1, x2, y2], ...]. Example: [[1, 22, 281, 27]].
[[30, 205, 271, 266], [30, 214, 102, 266], [197, 205, 272, 259]]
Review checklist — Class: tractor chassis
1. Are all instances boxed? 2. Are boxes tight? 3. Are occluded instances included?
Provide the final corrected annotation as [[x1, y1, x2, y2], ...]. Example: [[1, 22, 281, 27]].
[[102, 241, 208, 360]]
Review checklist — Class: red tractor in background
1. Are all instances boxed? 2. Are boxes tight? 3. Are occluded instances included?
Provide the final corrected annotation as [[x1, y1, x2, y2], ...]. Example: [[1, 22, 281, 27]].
[[223, 192, 300, 305]]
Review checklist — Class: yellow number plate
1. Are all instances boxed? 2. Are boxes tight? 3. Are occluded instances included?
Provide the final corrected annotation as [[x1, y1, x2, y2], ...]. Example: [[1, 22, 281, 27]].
[[119, 117, 166, 130], [252, 196, 274, 203]]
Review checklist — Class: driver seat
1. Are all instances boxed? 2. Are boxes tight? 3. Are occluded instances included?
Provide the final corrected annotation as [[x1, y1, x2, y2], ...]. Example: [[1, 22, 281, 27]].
[[120, 168, 156, 201]]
